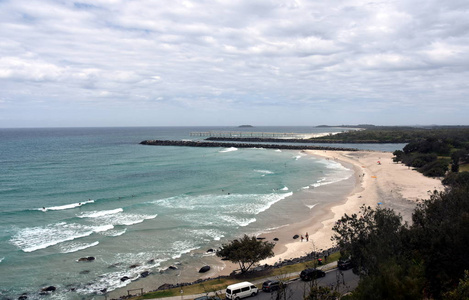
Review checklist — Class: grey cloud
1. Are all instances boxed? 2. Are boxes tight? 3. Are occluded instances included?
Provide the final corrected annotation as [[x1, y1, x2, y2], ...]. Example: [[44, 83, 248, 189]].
[[1, 0, 469, 127]]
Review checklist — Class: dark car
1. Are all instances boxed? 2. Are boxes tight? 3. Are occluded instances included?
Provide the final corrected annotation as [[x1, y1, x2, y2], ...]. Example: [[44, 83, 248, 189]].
[[337, 259, 353, 270], [194, 296, 221, 300], [262, 280, 281, 292], [300, 268, 326, 281]]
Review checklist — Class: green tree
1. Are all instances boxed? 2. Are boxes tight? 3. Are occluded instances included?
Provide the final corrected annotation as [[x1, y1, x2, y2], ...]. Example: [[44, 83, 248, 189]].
[[444, 270, 469, 300], [410, 186, 469, 298], [332, 205, 406, 277], [216, 235, 275, 273]]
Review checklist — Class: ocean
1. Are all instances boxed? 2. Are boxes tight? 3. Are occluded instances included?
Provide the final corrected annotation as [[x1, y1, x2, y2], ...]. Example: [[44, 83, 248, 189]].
[[0, 127, 405, 299]]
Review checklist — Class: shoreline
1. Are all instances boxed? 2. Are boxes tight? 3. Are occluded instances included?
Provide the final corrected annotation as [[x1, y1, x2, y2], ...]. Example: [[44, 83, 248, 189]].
[[258, 149, 444, 266], [109, 149, 444, 299]]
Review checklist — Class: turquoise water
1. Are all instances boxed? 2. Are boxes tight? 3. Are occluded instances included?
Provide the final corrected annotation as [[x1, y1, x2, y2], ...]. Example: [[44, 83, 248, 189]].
[[0, 127, 401, 299]]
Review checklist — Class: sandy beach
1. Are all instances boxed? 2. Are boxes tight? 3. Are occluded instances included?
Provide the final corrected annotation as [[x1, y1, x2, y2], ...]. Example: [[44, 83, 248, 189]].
[[109, 149, 445, 299], [259, 150, 444, 265]]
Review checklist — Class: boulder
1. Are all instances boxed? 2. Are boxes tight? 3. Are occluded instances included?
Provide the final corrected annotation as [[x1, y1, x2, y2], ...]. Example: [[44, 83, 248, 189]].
[[168, 265, 178, 270], [206, 248, 214, 253], [157, 283, 174, 290], [273, 238, 279, 241], [78, 256, 95, 262], [120, 276, 130, 282], [79, 270, 90, 274], [18, 293, 28, 300], [41, 286, 56, 292], [256, 237, 265, 240], [198, 265, 210, 273], [293, 235, 299, 239], [129, 264, 141, 269], [140, 271, 150, 278]]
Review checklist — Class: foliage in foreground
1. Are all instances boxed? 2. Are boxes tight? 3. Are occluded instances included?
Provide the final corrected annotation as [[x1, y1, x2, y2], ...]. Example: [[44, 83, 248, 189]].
[[332, 182, 469, 299], [216, 234, 275, 273]]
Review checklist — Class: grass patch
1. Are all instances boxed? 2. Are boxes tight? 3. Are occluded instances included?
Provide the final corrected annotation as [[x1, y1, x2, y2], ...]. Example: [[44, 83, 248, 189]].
[[129, 252, 341, 300], [459, 164, 469, 172]]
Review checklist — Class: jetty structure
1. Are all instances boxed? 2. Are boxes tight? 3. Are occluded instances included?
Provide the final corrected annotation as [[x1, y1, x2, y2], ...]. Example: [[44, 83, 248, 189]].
[[190, 131, 309, 138], [139, 140, 358, 151]]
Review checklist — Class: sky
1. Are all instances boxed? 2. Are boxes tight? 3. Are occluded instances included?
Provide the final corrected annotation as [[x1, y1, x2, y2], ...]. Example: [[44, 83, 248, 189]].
[[1, 0, 468, 128]]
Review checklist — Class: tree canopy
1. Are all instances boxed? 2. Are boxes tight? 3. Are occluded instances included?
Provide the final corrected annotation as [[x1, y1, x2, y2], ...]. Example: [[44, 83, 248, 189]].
[[216, 235, 275, 273], [332, 183, 469, 299]]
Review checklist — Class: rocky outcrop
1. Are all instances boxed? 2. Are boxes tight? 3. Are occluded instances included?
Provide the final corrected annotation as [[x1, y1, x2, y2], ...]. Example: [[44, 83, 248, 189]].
[[140, 271, 150, 278], [140, 140, 358, 151], [198, 265, 211, 273], [78, 256, 95, 262], [41, 286, 56, 292]]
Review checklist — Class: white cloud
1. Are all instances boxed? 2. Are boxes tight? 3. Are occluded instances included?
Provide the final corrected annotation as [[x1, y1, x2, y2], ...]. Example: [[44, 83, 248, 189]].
[[0, 0, 469, 127]]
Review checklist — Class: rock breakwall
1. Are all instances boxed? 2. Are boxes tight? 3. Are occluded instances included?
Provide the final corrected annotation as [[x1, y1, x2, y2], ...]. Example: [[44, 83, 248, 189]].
[[139, 140, 358, 151]]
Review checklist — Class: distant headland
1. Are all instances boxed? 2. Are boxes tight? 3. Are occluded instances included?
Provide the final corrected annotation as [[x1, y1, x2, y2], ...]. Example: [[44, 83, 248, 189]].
[[238, 125, 254, 128]]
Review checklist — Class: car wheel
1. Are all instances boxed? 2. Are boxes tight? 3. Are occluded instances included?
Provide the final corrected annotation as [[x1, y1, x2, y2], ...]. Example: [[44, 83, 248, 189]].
[[251, 292, 257, 297]]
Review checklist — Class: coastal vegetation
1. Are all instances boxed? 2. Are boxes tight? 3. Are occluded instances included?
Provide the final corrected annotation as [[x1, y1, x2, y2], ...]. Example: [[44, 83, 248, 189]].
[[332, 179, 469, 299], [392, 135, 469, 177], [310, 126, 469, 144], [216, 235, 275, 274]]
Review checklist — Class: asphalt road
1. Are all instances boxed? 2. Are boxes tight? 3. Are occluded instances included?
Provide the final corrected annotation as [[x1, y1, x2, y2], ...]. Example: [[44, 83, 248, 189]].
[[254, 268, 359, 300]]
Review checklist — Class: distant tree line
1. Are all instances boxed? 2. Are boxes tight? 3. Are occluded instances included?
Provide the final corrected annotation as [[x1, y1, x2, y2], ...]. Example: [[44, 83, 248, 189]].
[[310, 127, 469, 144]]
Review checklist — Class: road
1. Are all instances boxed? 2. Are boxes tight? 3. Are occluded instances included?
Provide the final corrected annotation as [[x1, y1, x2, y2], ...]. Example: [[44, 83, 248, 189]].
[[255, 269, 359, 300]]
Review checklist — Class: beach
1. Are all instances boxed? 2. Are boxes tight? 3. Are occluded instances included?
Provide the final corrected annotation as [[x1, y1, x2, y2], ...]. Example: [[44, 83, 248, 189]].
[[106, 148, 445, 299], [259, 150, 444, 265]]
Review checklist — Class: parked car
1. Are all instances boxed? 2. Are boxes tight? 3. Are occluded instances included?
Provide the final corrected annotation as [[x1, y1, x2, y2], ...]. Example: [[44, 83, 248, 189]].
[[195, 296, 221, 300], [300, 268, 326, 281], [262, 280, 281, 292], [337, 259, 354, 270], [225, 281, 258, 300]]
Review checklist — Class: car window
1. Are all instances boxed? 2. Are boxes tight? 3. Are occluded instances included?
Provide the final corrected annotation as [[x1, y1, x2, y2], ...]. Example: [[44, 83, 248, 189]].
[[241, 287, 249, 292]]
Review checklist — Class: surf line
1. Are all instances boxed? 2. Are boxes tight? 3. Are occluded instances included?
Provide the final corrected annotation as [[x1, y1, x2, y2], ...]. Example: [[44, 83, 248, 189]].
[[40, 199, 94, 212]]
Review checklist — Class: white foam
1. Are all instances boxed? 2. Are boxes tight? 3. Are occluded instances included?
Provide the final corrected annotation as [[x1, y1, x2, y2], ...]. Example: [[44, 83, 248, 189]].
[[306, 204, 317, 210], [78, 208, 123, 218], [280, 186, 289, 191], [170, 241, 200, 259], [74, 254, 164, 295], [275, 149, 282, 152], [254, 169, 274, 175], [0, 257, 4, 263], [220, 215, 257, 227], [89, 213, 158, 226], [219, 147, 238, 153], [39, 199, 94, 211], [10, 222, 114, 252], [60, 241, 99, 253], [103, 228, 127, 237]]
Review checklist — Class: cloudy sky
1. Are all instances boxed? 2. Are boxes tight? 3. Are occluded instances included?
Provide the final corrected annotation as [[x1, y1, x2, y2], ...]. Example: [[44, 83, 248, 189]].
[[1, 0, 468, 127]]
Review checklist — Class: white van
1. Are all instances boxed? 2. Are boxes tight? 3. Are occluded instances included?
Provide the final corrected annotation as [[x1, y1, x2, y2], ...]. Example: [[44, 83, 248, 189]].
[[225, 281, 258, 300]]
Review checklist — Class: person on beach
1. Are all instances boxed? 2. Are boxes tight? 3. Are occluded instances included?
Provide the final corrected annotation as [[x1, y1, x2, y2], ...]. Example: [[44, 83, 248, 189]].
[[300, 235, 304, 242], [305, 232, 309, 242]]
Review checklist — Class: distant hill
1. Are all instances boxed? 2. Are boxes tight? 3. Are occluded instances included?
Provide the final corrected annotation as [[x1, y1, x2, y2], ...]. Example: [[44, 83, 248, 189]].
[[238, 125, 254, 128]]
